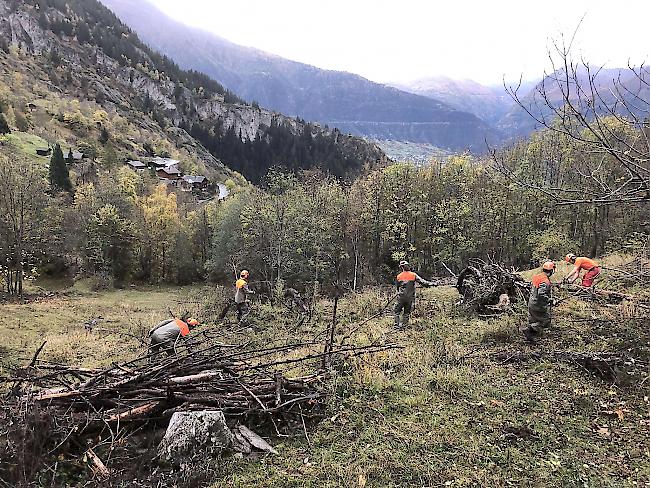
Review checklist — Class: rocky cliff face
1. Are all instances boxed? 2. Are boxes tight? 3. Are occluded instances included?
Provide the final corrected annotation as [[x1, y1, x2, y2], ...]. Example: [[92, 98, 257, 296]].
[[100, 0, 503, 153], [0, 0, 389, 180]]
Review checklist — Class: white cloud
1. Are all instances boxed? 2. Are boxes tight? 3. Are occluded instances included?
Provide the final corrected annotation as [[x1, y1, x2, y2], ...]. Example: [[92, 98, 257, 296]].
[[147, 0, 650, 85]]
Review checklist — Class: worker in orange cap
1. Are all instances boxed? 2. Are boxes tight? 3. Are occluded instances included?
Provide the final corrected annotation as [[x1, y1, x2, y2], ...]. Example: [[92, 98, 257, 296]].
[[149, 317, 199, 356], [563, 253, 601, 287], [234, 269, 255, 322], [522, 261, 555, 343]]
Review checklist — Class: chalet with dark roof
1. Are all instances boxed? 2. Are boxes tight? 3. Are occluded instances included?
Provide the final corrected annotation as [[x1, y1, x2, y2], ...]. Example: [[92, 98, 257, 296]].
[[181, 175, 209, 191], [125, 160, 147, 172], [157, 166, 182, 180]]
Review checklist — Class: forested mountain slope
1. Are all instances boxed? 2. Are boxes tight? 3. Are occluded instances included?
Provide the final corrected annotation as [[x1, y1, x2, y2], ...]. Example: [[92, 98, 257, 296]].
[[101, 0, 503, 152], [0, 0, 388, 182]]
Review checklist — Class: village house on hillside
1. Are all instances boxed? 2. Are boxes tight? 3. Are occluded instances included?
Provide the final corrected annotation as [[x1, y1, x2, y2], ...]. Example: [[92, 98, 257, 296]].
[[157, 165, 182, 180], [180, 175, 209, 191], [122, 156, 216, 195], [125, 160, 147, 172], [149, 157, 180, 172]]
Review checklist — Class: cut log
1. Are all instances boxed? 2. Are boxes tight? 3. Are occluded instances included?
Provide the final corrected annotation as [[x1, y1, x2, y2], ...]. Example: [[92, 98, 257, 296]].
[[237, 425, 278, 454], [106, 401, 162, 422], [85, 448, 110, 478], [35, 388, 81, 401], [167, 370, 224, 385]]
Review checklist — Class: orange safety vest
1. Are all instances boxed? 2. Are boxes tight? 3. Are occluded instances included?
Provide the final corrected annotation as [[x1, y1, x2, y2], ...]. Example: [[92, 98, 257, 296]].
[[574, 257, 598, 271], [531, 273, 551, 288], [396, 271, 417, 282], [175, 319, 190, 337]]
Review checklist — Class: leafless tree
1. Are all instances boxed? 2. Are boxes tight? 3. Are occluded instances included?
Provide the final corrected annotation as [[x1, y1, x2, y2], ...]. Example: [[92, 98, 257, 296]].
[[493, 38, 650, 206]]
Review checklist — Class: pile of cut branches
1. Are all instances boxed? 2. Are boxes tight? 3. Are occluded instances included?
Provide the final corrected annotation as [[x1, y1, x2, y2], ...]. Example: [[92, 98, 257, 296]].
[[0, 336, 398, 485], [456, 259, 530, 313]]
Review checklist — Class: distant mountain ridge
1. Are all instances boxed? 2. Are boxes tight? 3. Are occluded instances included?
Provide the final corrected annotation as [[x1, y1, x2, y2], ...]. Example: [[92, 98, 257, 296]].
[[390, 76, 514, 126], [395, 69, 650, 141], [100, 0, 503, 152]]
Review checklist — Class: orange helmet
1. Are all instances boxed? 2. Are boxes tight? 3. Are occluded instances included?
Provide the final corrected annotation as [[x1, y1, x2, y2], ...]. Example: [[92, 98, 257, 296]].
[[187, 318, 199, 327], [240, 270, 249, 279], [565, 253, 576, 263], [542, 261, 556, 271]]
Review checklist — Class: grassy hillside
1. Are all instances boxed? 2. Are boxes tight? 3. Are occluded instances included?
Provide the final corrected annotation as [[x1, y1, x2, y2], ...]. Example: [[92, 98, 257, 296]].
[[2, 256, 648, 486], [0, 47, 240, 183]]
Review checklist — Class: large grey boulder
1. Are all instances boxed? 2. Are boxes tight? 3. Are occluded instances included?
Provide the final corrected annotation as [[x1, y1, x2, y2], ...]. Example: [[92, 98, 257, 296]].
[[158, 410, 234, 464]]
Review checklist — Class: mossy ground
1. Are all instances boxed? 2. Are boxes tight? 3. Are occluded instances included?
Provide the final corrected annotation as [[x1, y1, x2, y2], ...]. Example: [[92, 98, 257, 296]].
[[1, 271, 648, 487]]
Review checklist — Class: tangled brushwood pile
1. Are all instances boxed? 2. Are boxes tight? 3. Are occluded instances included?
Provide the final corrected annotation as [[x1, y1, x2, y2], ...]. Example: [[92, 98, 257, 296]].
[[456, 260, 530, 313], [0, 332, 398, 486]]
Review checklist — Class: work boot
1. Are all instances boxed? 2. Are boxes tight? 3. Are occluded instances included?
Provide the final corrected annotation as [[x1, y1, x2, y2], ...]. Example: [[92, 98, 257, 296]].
[[394, 314, 402, 329], [401, 314, 410, 329], [522, 327, 537, 344]]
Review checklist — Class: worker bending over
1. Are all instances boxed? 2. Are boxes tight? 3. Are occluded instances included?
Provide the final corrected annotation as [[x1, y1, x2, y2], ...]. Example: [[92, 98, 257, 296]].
[[394, 260, 437, 329], [564, 253, 601, 287], [522, 261, 556, 343], [149, 317, 199, 356]]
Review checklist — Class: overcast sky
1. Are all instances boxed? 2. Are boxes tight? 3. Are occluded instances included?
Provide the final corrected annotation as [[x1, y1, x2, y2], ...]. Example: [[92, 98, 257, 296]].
[[147, 0, 649, 86]]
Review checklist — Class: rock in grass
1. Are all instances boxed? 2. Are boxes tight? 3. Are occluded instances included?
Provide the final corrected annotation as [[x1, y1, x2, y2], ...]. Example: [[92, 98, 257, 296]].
[[158, 410, 234, 464]]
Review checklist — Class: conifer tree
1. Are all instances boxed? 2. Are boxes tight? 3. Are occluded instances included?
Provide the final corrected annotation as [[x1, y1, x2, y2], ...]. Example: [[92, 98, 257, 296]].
[[99, 126, 110, 144], [49, 143, 72, 192], [0, 113, 10, 134]]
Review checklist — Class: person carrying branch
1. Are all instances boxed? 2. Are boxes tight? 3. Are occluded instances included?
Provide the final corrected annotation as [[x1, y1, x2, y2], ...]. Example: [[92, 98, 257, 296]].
[[394, 260, 437, 329], [563, 253, 601, 287], [149, 317, 199, 356], [235, 269, 255, 322], [522, 261, 555, 343]]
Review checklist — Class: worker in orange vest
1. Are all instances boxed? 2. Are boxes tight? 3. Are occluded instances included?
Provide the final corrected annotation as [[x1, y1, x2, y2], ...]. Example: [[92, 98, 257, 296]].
[[235, 270, 255, 322], [522, 261, 555, 343], [394, 260, 437, 328], [149, 317, 199, 356], [563, 253, 601, 287]]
